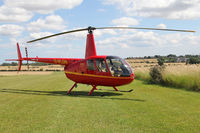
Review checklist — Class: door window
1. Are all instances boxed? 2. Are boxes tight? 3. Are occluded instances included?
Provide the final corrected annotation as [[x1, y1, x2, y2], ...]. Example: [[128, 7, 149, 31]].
[[106, 56, 132, 77], [95, 58, 108, 72], [87, 59, 95, 70]]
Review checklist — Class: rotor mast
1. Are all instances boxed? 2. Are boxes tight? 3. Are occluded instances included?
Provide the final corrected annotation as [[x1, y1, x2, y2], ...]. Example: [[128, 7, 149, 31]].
[[85, 26, 97, 58]]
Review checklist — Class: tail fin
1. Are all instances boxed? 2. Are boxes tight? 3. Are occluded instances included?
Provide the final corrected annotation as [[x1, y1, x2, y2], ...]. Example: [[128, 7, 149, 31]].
[[6, 43, 23, 71], [17, 43, 22, 71], [17, 43, 22, 61]]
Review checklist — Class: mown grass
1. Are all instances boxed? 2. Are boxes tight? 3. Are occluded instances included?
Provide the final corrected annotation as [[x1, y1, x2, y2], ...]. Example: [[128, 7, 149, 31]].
[[0, 72, 200, 133]]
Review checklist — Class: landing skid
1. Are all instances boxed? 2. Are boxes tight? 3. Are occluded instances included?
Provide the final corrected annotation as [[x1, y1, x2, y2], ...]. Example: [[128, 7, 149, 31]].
[[67, 83, 119, 96]]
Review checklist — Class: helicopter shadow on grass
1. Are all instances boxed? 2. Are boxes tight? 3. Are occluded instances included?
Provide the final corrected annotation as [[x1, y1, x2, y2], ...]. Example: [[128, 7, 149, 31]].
[[97, 88, 134, 93], [0, 88, 145, 102]]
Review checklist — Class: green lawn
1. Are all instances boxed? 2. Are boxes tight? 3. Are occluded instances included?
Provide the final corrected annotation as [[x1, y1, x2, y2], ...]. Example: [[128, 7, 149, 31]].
[[0, 72, 200, 133]]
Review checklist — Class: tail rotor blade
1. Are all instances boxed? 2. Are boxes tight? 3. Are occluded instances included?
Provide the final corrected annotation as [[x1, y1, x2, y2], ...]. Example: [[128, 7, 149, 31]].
[[25, 47, 29, 70]]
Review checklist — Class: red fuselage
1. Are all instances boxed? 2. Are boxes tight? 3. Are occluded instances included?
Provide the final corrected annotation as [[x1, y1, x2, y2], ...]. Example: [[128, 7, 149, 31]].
[[65, 55, 135, 86]]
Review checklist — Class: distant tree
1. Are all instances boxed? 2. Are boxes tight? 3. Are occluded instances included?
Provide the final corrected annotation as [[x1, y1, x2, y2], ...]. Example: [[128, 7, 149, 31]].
[[167, 58, 177, 63], [167, 54, 176, 58], [157, 58, 165, 66], [185, 55, 197, 58], [178, 55, 184, 58], [11, 62, 18, 66], [154, 55, 161, 58], [1, 62, 18, 66], [1, 63, 9, 66], [188, 57, 200, 64], [147, 56, 152, 59]]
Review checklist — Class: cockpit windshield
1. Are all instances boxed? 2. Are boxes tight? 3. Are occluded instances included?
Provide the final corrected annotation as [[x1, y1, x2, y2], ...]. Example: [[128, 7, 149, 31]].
[[106, 56, 132, 77]]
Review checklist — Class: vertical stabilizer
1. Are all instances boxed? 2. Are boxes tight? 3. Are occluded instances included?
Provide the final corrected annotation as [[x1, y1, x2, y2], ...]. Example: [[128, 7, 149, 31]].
[[17, 43, 22, 71], [85, 33, 97, 58]]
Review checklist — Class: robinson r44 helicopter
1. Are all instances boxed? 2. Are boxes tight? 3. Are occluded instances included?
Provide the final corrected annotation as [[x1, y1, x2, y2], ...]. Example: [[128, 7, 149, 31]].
[[6, 26, 195, 95]]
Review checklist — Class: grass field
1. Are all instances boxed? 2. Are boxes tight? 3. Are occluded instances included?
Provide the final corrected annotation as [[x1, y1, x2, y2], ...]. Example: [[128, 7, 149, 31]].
[[0, 72, 200, 133]]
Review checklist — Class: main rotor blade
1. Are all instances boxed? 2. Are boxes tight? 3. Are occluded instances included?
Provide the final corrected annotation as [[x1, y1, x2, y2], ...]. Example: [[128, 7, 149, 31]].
[[96, 27, 195, 33], [27, 26, 195, 43], [27, 28, 89, 43]]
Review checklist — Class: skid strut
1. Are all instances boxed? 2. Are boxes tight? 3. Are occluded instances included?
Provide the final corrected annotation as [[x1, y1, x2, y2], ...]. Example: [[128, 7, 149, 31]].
[[88, 85, 97, 96], [67, 82, 77, 94], [113, 86, 119, 91]]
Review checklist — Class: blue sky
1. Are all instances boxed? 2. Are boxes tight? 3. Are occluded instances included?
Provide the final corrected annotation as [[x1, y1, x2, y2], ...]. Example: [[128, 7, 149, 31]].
[[0, 0, 199, 63]]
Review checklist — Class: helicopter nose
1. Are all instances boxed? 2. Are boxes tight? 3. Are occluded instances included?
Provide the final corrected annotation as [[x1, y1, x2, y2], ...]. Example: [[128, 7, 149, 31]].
[[130, 73, 135, 81]]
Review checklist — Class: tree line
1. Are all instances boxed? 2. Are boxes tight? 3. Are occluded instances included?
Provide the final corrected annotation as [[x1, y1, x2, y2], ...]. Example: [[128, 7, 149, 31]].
[[127, 54, 200, 64]]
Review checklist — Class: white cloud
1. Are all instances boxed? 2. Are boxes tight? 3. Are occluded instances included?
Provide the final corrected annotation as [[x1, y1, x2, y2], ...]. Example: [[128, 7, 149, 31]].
[[30, 32, 53, 39], [0, 5, 33, 22], [119, 43, 129, 48], [4, 0, 83, 14], [98, 9, 106, 12], [96, 30, 198, 49], [28, 15, 66, 32], [157, 24, 167, 29], [96, 30, 199, 57], [0, 0, 83, 22], [111, 17, 139, 26], [94, 29, 117, 37], [0, 24, 24, 36], [97, 31, 160, 47], [103, 0, 200, 20], [28, 31, 60, 44]]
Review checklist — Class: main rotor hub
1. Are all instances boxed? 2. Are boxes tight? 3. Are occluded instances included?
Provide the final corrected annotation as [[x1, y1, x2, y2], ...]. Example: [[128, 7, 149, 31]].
[[88, 26, 96, 34]]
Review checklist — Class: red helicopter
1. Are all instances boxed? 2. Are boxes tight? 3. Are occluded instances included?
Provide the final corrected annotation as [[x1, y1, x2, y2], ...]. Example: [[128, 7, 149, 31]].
[[6, 26, 195, 95]]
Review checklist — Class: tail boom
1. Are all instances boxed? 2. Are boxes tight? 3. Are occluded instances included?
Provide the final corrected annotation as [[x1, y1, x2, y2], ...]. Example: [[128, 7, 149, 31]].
[[22, 57, 82, 65], [6, 43, 83, 71]]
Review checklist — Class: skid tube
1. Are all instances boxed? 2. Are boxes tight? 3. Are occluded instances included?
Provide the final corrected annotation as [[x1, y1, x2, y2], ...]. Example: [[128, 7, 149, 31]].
[[67, 83, 119, 96]]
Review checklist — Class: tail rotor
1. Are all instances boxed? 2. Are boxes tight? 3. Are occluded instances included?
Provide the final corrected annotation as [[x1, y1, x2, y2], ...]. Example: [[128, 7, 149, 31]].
[[25, 47, 29, 70]]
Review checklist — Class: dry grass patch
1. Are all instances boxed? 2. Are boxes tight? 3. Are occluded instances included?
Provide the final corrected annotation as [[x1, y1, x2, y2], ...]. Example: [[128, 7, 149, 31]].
[[0, 71, 53, 76], [0, 65, 64, 71], [133, 64, 200, 91]]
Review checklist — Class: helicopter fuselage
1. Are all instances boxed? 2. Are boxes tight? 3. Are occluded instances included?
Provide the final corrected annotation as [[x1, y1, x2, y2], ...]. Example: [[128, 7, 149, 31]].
[[65, 55, 135, 86]]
